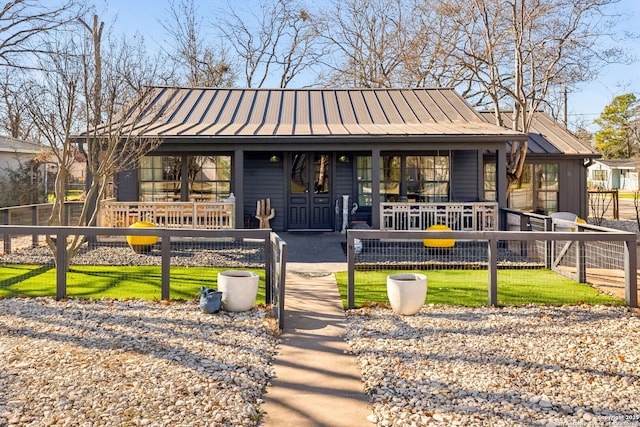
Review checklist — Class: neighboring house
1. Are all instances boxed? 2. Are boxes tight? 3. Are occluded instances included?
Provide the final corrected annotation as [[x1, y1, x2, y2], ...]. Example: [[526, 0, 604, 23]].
[[110, 87, 594, 231], [0, 135, 43, 176], [0, 135, 46, 206], [480, 111, 600, 217], [588, 159, 640, 191]]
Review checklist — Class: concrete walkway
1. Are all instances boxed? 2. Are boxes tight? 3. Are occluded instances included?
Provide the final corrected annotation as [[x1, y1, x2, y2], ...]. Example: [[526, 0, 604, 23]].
[[261, 262, 373, 426]]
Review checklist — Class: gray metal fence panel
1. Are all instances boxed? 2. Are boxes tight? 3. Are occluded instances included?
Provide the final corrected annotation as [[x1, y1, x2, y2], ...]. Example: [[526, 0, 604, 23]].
[[346, 228, 637, 308]]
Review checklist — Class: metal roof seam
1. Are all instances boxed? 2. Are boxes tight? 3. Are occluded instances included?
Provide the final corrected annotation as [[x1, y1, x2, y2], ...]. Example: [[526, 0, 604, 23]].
[[409, 89, 438, 123], [232, 90, 259, 135], [195, 89, 233, 136]]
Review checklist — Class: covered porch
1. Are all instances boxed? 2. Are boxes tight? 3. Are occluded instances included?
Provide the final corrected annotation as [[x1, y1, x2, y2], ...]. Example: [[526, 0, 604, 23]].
[[98, 199, 499, 232], [112, 87, 527, 231]]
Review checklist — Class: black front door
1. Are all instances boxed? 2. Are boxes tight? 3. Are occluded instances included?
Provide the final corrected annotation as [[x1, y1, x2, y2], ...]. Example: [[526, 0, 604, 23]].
[[288, 152, 332, 230]]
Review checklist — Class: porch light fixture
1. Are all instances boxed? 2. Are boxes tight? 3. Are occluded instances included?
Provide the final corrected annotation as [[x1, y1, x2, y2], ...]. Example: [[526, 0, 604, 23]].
[[269, 155, 281, 163], [338, 154, 350, 163]]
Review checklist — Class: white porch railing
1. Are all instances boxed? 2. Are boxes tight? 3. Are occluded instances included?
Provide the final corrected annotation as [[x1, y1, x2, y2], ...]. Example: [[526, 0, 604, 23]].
[[380, 202, 499, 231], [99, 200, 235, 229]]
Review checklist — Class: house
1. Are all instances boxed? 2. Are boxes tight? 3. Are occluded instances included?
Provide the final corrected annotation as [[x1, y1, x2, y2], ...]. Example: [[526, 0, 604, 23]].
[[0, 135, 47, 206], [0, 135, 43, 176], [588, 158, 640, 191], [109, 87, 594, 231], [480, 111, 600, 217]]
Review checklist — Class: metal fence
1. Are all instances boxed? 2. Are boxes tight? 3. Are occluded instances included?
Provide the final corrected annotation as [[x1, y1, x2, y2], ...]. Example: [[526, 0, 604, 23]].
[[1, 201, 84, 226], [345, 226, 637, 309], [0, 226, 286, 329]]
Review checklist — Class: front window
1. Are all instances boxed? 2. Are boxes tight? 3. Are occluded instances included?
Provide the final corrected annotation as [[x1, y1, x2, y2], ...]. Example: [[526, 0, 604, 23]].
[[356, 154, 450, 205], [406, 155, 449, 202], [356, 156, 372, 206], [139, 156, 181, 201], [535, 163, 558, 213], [483, 163, 497, 201], [187, 156, 231, 201], [139, 155, 231, 202], [381, 156, 401, 202], [506, 163, 558, 214]]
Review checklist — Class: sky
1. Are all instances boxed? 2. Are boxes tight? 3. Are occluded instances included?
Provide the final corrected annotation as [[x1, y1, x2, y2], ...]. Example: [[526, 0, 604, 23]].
[[99, 0, 640, 132]]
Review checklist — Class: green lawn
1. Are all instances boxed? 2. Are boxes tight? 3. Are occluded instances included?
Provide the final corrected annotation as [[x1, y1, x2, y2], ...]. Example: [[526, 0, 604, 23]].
[[0, 265, 266, 301], [1, 265, 624, 309], [617, 191, 638, 200], [335, 269, 624, 308]]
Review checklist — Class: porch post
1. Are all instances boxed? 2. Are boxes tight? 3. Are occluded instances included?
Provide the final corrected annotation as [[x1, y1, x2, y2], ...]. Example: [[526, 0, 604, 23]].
[[234, 149, 244, 229], [496, 146, 507, 209], [371, 149, 381, 229]]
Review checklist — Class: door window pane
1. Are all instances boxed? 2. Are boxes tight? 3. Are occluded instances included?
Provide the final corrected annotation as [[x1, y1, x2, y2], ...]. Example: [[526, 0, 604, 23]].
[[290, 153, 308, 194], [314, 154, 330, 194]]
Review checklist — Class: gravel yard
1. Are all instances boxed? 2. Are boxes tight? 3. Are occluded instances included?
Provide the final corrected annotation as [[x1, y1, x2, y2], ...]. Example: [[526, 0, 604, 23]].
[[1, 228, 639, 426], [0, 298, 279, 427], [2, 298, 639, 427], [346, 304, 640, 427]]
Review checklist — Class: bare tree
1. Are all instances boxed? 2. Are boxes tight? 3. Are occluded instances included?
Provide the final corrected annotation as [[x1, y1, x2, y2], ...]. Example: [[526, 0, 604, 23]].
[[217, 0, 324, 88], [0, 71, 38, 140], [0, 0, 85, 69], [317, 0, 476, 89], [436, 0, 625, 187], [25, 14, 165, 266], [162, 0, 236, 87], [402, 1, 474, 90], [315, 0, 409, 88]]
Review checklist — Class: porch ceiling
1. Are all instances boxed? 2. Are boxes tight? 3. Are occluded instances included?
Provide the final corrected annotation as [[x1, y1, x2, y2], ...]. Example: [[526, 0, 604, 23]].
[[126, 87, 527, 142]]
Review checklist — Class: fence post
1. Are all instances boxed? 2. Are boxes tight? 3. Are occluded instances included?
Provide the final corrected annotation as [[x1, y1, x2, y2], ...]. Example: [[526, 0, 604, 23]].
[[3, 209, 10, 254], [347, 230, 355, 309], [264, 230, 273, 304], [488, 237, 498, 306], [31, 205, 40, 247], [56, 230, 67, 300], [576, 232, 586, 283], [519, 212, 528, 257], [161, 231, 170, 301], [624, 238, 638, 308], [545, 217, 553, 269]]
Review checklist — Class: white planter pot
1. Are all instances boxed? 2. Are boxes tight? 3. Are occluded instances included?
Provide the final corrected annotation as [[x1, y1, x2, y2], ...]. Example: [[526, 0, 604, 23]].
[[386, 273, 427, 315], [217, 270, 259, 312]]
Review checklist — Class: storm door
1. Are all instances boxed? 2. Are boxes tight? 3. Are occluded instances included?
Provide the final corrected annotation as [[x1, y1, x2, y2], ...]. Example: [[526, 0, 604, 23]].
[[288, 152, 332, 230]]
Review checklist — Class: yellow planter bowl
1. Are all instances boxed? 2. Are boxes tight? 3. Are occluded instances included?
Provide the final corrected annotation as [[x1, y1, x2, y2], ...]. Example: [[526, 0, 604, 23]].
[[126, 221, 159, 249], [423, 224, 455, 248]]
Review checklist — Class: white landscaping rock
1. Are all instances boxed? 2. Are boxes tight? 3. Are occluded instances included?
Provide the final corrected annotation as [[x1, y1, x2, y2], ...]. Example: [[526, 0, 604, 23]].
[[345, 305, 640, 426], [0, 298, 279, 426]]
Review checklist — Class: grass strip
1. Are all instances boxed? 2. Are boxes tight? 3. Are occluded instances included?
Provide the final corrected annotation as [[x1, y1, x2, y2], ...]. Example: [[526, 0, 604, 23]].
[[0, 265, 265, 301], [334, 269, 624, 308]]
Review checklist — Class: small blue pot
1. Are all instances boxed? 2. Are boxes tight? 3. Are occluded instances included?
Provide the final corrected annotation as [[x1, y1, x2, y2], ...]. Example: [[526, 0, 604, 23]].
[[199, 287, 223, 314]]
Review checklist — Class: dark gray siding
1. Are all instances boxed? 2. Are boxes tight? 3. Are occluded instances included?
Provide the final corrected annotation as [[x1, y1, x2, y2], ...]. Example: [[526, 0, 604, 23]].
[[116, 169, 138, 201], [558, 159, 588, 218], [451, 150, 480, 201], [335, 157, 356, 229], [243, 153, 285, 230]]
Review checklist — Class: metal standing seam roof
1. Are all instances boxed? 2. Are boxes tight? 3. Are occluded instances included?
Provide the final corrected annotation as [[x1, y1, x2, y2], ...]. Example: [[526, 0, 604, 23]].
[[127, 87, 527, 141], [478, 110, 599, 157]]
